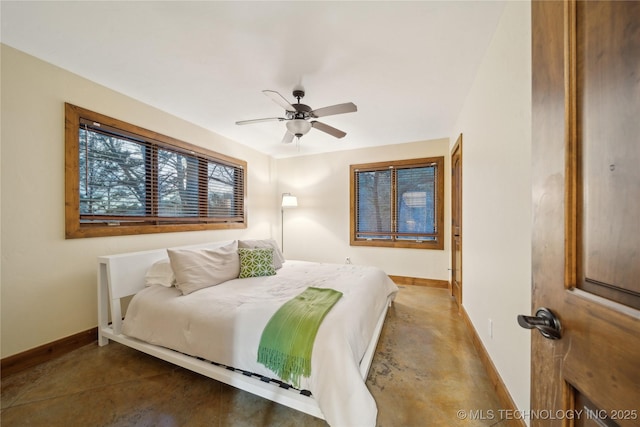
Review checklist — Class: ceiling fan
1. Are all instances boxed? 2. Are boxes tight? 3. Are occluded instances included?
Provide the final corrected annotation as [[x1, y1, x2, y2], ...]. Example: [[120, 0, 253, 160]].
[[235, 89, 357, 144]]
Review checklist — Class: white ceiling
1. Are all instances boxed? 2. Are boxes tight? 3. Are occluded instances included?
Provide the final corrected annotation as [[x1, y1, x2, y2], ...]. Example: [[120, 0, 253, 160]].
[[1, 1, 505, 158]]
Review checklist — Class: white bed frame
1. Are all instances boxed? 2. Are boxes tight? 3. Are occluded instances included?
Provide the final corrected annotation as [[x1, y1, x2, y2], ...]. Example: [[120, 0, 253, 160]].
[[97, 241, 392, 420]]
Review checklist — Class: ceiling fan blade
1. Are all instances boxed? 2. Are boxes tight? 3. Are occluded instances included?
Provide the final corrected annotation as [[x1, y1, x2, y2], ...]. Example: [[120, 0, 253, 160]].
[[311, 121, 347, 139], [281, 131, 295, 144], [235, 117, 286, 125], [310, 102, 357, 118], [263, 90, 296, 113]]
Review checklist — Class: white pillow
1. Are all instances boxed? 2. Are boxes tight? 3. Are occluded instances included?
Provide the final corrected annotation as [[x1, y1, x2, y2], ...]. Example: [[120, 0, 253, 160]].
[[238, 238, 284, 269], [167, 241, 240, 295], [144, 259, 176, 287]]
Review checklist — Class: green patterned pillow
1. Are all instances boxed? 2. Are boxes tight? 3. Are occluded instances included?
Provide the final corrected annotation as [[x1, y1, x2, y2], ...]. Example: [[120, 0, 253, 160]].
[[238, 248, 277, 278]]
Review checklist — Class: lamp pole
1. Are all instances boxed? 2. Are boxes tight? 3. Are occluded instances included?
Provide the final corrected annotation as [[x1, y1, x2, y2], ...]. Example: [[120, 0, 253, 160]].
[[281, 206, 285, 253]]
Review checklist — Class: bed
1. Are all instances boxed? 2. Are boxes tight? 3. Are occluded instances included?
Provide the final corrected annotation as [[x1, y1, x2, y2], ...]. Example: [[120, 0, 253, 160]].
[[97, 240, 398, 426]]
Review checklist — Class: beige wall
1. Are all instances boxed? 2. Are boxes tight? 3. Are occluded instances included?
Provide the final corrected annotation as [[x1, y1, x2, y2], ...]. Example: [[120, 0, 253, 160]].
[[450, 1, 532, 418], [0, 45, 278, 358], [275, 138, 450, 280]]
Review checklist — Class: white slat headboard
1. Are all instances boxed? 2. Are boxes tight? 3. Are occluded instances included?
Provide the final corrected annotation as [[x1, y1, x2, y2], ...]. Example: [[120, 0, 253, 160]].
[[97, 240, 234, 339]]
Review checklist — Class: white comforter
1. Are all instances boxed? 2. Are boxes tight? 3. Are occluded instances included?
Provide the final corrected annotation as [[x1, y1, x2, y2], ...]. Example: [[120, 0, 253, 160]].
[[122, 261, 398, 426]]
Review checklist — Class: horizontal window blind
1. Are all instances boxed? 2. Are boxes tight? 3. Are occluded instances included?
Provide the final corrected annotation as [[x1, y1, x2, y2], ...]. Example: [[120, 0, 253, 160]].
[[396, 165, 437, 241], [75, 114, 244, 227], [79, 125, 148, 218], [351, 157, 443, 249], [355, 169, 392, 239], [208, 162, 244, 219]]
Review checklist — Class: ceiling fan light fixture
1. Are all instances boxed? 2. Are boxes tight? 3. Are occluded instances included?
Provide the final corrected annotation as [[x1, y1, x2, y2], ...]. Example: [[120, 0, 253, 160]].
[[286, 119, 312, 137], [237, 89, 356, 144]]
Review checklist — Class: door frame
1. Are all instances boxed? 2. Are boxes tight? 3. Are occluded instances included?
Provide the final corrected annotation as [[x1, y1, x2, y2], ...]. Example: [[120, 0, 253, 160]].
[[450, 134, 463, 308]]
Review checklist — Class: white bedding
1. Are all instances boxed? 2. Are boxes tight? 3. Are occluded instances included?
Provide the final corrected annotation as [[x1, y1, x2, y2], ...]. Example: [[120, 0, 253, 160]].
[[122, 260, 398, 426]]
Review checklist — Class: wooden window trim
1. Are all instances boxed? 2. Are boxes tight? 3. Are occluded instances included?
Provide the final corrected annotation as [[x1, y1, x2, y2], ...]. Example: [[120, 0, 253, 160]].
[[350, 157, 444, 250], [65, 103, 247, 238]]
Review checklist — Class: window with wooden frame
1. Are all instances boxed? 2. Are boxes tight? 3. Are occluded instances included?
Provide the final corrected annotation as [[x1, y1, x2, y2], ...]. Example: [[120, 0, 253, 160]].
[[65, 103, 246, 238], [350, 157, 444, 249]]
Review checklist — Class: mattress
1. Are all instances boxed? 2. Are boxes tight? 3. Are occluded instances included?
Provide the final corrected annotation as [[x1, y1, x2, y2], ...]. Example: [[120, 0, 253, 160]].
[[122, 260, 398, 426]]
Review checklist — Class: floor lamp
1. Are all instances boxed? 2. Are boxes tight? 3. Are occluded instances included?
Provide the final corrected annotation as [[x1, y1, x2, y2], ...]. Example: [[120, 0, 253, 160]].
[[281, 193, 298, 253]]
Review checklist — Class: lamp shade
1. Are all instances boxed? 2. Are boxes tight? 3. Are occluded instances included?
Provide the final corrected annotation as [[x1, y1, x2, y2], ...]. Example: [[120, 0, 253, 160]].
[[286, 119, 312, 137], [281, 193, 298, 208]]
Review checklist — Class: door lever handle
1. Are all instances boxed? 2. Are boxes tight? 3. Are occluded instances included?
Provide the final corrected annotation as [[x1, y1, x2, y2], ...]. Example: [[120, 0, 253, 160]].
[[517, 307, 562, 340]]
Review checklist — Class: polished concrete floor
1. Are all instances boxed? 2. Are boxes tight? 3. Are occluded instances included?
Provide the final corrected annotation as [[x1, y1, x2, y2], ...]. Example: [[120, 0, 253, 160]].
[[1, 286, 513, 426]]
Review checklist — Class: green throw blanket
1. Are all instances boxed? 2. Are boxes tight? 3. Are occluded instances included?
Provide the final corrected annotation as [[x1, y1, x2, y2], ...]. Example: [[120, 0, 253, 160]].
[[257, 287, 343, 388]]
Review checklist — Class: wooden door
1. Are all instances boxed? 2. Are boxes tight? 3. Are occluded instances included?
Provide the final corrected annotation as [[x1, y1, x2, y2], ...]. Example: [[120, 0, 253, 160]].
[[531, 1, 639, 426], [451, 134, 462, 308]]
